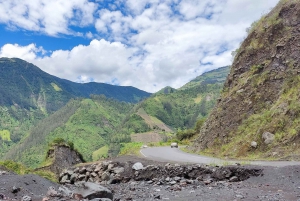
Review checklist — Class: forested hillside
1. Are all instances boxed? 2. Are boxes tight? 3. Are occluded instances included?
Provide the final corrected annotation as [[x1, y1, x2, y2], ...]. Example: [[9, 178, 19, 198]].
[[1, 64, 230, 168], [130, 66, 230, 130], [0, 57, 150, 163], [4, 96, 134, 167]]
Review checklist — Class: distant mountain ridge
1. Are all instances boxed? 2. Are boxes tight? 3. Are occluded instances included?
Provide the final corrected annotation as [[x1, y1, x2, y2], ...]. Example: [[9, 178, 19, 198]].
[[0, 57, 150, 113]]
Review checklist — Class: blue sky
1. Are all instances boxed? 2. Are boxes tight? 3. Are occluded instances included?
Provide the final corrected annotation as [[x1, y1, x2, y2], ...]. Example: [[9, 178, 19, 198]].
[[0, 0, 280, 92]]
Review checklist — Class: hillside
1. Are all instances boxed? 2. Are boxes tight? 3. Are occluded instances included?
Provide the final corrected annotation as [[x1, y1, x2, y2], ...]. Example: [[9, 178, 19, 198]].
[[0, 58, 150, 109], [137, 66, 230, 129], [2, 66, 230, 167], [4, 96, 133, 167], [0, 57, 150, 160], [191, 0, 300, 159]]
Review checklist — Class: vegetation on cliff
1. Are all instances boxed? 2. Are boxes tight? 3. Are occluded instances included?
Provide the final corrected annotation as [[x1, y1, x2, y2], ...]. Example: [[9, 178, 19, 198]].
[[191, 0, 300, 160]]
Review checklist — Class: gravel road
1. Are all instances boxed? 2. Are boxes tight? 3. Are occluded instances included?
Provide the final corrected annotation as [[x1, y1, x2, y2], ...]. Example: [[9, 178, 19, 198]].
[[140, 147, 300, 167]]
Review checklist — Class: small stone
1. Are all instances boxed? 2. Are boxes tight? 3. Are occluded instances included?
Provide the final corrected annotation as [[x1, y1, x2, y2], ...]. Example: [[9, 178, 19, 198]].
[[229, 176, 239, 182], [132, 162, 144, 170], [251, 141, 257, 148], [169, 181, 176, 185], [12, 186, 20, 193], [236, 194, 244, 199], [22, 196, 32, 201]]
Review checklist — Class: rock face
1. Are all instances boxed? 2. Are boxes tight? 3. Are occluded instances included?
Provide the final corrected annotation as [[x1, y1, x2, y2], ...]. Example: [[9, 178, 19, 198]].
[[191, 0, 300, 159], [39, 145, 84, 176]]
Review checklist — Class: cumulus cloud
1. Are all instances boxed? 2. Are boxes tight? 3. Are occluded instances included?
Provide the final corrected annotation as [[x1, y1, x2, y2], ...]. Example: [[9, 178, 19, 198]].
[[0, 0, 280, 92], [0, 0, 97, 36]]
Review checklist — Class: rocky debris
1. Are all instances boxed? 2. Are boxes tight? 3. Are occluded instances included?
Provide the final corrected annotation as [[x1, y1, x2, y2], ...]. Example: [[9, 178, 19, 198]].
[[262, 132, 275, 145], [2, 155, 300, 201], [59, 160, 262, 187]]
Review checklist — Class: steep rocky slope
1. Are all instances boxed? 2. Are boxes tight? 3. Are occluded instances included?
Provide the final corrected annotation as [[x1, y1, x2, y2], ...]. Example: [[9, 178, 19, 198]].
[[191, 0, 300, 159]]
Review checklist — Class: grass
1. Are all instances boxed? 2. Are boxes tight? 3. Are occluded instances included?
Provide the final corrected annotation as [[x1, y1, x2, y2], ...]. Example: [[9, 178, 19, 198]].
[[0, 160, 57, 182], [92, 145, 109, 161], [119, 142, 144, 156]]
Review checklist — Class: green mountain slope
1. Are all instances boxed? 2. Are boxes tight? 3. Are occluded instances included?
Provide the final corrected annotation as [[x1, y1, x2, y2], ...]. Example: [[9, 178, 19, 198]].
[[2, 66, 230, 167], [0, 57, 150, 160], [4, 96, 133, 167], [133, 66, 230, 130], [0, 57, 150, 110]]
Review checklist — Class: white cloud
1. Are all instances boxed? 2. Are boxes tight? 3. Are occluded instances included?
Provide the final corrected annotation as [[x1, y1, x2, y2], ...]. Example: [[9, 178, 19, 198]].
[[0, 0, 281, 92], [0, 0, 97, 36]]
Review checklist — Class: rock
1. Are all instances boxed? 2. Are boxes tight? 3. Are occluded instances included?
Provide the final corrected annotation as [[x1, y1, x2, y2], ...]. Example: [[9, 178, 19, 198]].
[[91, 172, 98, 177], [67, 170, 74, 176], [78, 174, 86, 180], [169, 181, 177, 185], [107, 164, 114, 171], [132, 162, 144, 170], [74, 167, 80, 173], [21, 196, 32, 201], [251, 141, 258, 148], [73, 182, 113, 200], [79, 167, 87, 174], [262, 132, 275, 144], [58, 186, 73, 197], [101, 161, 110, 171], [113, 167, 124, 174], [90, 199, 112, 201], [229, 176, 239, 182], [212, 168, 232, 180], [11, 186, 20, 193], [94, 165, 102, 172], [70, 173, 78, 183], [101, 172, 110, 181], [174, 177, 181, 181], [47, 186, 60, 197], [60, 175, 69, 184], [236, 194, 244, 199]]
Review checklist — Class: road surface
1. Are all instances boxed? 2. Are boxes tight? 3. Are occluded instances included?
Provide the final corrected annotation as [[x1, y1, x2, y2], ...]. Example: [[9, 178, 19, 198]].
[[140, 146, 300, 167]]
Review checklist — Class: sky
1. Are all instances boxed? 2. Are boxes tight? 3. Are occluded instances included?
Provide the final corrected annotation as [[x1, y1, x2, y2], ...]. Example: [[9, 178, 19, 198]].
[[0, 0, 280, 93]]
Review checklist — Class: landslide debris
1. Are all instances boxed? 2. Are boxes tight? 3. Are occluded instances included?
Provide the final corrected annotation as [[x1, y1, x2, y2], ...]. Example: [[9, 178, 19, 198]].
[[191, 0, 300, 159]]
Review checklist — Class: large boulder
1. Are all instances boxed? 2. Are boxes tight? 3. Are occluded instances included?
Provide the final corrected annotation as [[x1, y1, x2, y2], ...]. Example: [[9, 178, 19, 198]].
[[72, 182, 113, 200]]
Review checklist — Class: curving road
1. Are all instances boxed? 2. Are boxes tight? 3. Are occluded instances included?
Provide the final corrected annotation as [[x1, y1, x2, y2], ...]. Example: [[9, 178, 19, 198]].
[[140, 147, 300, 167]]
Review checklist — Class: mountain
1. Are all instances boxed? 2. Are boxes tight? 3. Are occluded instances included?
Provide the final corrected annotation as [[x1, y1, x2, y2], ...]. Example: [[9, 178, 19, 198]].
[[3, 66, 230, 167], [191, 0, 300, 159], [4, 96, 133, 167], [0, 57, 150, 111], [0, 57, 150, 161]]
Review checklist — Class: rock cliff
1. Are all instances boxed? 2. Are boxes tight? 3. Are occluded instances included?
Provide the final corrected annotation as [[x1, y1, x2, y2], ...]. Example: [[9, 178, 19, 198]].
[[191, 0, 300, 159]]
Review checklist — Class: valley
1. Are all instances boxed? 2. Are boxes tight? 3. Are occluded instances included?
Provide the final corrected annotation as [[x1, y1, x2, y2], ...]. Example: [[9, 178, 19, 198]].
[[0, 0, 300, 200]]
